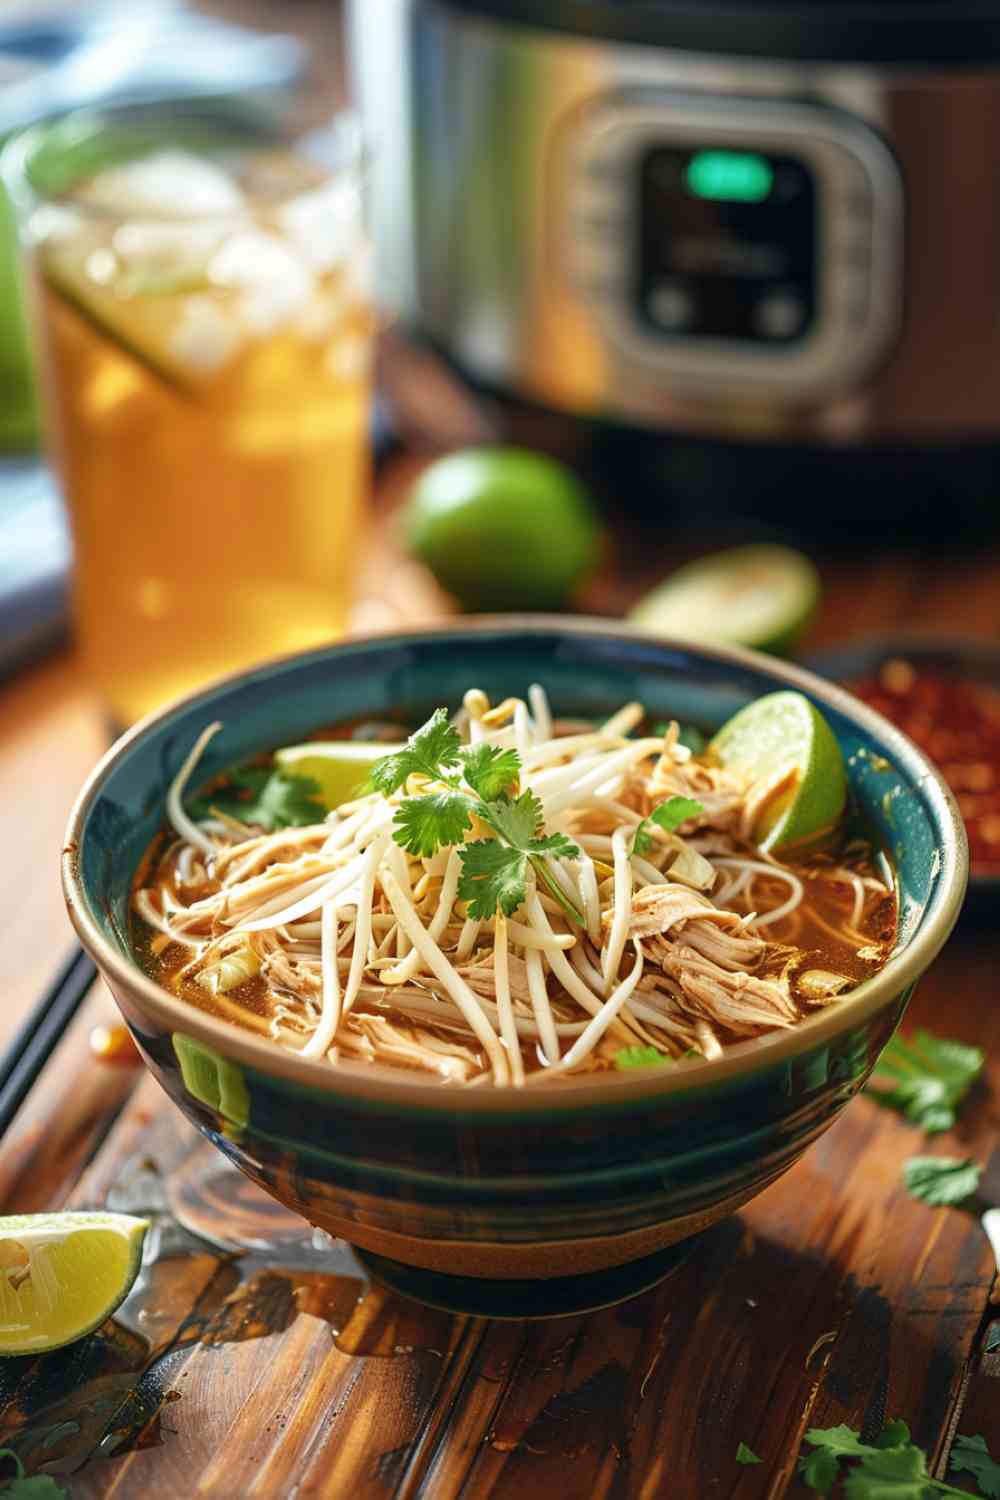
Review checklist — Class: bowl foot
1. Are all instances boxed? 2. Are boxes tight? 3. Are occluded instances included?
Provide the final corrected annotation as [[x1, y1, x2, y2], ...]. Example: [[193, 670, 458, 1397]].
[[352, 1238, 696, 1320]]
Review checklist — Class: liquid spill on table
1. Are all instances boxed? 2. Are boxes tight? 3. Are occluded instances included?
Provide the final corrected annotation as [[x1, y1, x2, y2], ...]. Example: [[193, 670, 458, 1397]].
[[0, 1142, 463, 1482]]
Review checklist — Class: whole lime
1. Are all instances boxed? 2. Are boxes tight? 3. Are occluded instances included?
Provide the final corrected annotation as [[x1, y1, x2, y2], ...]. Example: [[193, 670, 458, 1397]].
[[403, 448, 601, 611]]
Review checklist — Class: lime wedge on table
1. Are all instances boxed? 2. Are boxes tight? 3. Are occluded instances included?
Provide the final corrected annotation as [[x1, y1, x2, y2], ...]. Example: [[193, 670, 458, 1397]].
[[274, 741, 404, 810], [711, 691, 847, 852], [0, 1211, 147, 1356], [629, 545, 819, 656]]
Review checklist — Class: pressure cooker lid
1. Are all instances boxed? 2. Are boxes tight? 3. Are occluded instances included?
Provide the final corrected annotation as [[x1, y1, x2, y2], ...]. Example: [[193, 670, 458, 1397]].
[[438, 0, 1000, 65]]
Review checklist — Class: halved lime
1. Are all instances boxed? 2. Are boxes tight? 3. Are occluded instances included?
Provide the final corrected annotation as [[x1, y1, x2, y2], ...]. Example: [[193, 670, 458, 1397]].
[[628, 544, 820, 656], [0, 1211, 147, 1356], [274, 741, 403, 810], [710, 690, 847, 851]]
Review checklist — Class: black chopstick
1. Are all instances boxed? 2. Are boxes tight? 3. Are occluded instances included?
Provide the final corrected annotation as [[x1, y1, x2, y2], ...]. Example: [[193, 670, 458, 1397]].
[[0, 946, 97, 1138]]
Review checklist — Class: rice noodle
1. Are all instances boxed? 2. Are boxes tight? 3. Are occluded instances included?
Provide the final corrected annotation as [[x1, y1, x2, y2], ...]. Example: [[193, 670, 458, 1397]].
[[166, 720, 223, 858]]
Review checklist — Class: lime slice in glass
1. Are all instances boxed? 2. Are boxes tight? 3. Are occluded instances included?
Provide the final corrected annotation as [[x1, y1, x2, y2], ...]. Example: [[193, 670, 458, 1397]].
[[274, 741, 403, 810], [0, 1211, 147, 1355], [628, 544, 820, 656], [710, 690, 847, 852], [42, 237, 233, 393]]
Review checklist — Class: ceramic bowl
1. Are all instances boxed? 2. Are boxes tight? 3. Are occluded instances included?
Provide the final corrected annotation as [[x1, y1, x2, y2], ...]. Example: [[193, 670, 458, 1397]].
[[63, 620, 967, 1287]]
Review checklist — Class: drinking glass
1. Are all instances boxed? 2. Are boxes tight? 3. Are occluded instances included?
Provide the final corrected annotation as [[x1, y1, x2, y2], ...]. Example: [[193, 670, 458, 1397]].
[[4, 105, 371, 724]]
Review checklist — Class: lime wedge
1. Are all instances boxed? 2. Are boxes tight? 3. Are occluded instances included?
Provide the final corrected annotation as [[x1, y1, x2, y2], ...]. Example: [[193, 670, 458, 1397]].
[[0, 1211, 147, 1355], [274, 741, 403, 810], [42, 240, 228, 393], [710, 691, 847, 852], [628, 544, 820, 655]]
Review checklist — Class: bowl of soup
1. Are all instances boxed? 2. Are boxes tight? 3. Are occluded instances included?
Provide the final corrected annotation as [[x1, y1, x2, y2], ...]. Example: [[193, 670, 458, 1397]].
[[62, 620, 967, 1286]]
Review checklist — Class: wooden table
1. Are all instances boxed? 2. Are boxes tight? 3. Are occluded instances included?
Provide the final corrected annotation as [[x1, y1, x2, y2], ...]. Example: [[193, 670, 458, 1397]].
[[1, 464, 999, 1496]]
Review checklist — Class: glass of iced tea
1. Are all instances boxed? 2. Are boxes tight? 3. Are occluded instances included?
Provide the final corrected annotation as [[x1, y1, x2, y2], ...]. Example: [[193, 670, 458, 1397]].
[[3, 105, 371, 724]]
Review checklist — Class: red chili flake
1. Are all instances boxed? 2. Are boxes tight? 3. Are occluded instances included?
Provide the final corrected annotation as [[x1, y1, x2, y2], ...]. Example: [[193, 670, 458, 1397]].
[[851, 659, 1000, 875]]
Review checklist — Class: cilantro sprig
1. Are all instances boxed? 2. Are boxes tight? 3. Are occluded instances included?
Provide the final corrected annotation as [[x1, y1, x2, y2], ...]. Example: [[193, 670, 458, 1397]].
[[631, 796, 703, 857], [865, 1029, 984, 1134], [369, 710, 582, 924], [798, 1420, 1000, 1498], [903, 1155, 982, 1207], [186, 766, 325, 832]]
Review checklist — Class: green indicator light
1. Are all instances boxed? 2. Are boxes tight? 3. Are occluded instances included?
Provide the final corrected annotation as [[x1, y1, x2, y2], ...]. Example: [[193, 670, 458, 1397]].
[[685, 151, 774, 203]]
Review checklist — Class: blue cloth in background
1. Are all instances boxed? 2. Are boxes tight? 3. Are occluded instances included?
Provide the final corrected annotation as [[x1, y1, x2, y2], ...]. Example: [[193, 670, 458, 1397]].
[[0, 459, 68, 674]]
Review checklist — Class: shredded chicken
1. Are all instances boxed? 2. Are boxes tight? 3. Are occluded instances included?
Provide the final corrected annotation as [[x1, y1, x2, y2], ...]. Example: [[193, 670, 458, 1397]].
[[132, 687, 895, 1087]]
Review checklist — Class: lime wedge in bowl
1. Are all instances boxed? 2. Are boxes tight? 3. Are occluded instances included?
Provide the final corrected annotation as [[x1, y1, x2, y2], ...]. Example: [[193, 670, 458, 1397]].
[[628, 544, 820, 655], [710, 690, 847, 852], [274, 741, 404, 811], [0, 1211, 147, 1355]]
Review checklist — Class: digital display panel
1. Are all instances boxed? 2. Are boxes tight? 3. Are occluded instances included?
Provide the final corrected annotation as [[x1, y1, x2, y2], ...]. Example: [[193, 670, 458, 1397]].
[[636, 145, 818, 345]]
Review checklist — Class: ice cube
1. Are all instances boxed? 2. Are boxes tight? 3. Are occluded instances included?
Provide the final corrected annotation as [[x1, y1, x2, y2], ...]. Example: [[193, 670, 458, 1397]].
[[277, 181, 363, 274], [168, 295, 243, 375], [78, 151, 245, 219], [209, 231, 314, 335], [112, 222, 226, 294], [27, 203, 84, 247]]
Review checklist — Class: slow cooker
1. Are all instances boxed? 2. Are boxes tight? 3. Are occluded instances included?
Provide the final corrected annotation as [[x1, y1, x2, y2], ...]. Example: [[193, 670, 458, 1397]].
[[350, 0, 1000, 528]]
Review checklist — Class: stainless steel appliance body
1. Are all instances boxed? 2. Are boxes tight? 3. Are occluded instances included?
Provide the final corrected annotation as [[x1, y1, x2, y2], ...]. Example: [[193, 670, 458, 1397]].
[[351, 0, 1000, 512]]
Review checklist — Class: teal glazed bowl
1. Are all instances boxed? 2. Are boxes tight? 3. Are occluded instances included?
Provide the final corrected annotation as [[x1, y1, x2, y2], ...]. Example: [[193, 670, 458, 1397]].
[[62, 620, 968, 1283]]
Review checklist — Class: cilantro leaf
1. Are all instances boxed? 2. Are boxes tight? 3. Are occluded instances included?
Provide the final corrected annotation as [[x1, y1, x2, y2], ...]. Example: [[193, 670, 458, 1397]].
[[799, 1445, 841, 1495], [369, 709, 462, 796], [0, 1451, 66, 1498], [632, 796, 704, 856], [951, 1434, 1000, 1498], [736, 1442, 761, 1466], [878, 1422, 912, 1450], [530, 831, 582, 860], [482, 789, 545, 848], [903, 1155, 982, 1206], [866, 1029, 984, 1133], [458, 840, 530, 920], [392, 791, 473, 857], [461, 743, 521, 801], [615, 1046, 671, 1070], [468, 791, 581, 920], [187, 767, 325, 831], [806, 1426, 879, 1460], [841, 1441, 929, 1500]]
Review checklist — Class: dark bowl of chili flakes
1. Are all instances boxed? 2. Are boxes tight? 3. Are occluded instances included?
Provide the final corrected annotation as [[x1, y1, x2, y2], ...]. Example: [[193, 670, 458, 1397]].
[[804, 636, 1000, 912]]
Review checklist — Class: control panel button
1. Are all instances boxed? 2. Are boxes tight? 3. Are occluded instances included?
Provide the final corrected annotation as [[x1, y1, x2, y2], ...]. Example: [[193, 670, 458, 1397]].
[[647, 280, 696, 333], [754, 290, 806, 339]]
